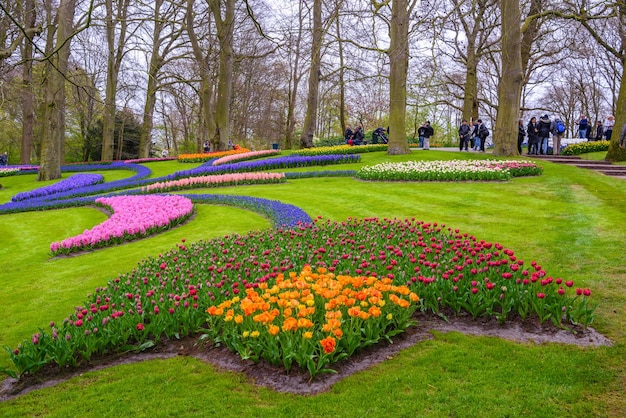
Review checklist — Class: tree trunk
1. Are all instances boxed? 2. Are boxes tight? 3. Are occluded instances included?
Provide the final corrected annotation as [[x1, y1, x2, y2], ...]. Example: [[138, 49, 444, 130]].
[[493, 0, 523, 157], [285, 0, 304, 150], [336, 11, 346, 135], [386, 0, 411, 155], [20, 0, 36, 165], [186, 0, 216, 153], [462, 44, 479, 122], [300, 0, 322, 149], [605, 6, 626, 162], [102, 0, 130, 161], [39, 0, 76, 181], [210, 0, 235, 151]]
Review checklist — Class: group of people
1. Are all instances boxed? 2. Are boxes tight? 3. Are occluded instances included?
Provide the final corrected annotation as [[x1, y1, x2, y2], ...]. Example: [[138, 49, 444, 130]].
[[344, 125, 366, 145], [520, 113, 617, 156], [0, 152, 8, 167], [202, 139, 234, 153], [522, 114, 562, 155], [418, 122, 435, 149], [577, 114, 615, 142], [458, 119, 489, 152]]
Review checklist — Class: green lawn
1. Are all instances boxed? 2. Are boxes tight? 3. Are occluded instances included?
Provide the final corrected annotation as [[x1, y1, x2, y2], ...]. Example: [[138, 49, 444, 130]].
[[0, 150, 624, 417]]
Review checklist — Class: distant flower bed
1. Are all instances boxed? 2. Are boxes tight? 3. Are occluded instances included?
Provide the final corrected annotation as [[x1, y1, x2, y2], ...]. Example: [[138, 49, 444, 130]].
[[168, 154, 361, 180], [12, 174, 104, 202], [293, 144, 388, 156], [0, 168, 21, 177], [212, 149, 281, 166], [49, 195, 194, 256], [141, 172, 285, 193], [356, 160, 542, 181], [124, 157, 177, 164], [562, 140, 610, 155], [177, 147, 251, 163], [2, 217, 596, 380]]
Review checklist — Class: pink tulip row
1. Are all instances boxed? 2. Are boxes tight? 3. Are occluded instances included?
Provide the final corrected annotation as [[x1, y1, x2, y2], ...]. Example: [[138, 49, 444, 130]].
[[140, 172, 285, 193], [50, 195, 194, 255], [212, 149, 280, 166]]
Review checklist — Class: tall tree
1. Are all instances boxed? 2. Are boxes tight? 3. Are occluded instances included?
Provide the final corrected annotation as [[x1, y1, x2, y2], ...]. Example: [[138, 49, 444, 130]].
[[386, 0, 418, 155], [138, 0, 184, 158], [39, 0, 77, 180], [102, 0, 132, 161], [493, 0, 523, 156], [186, 0, 217, 153], [19, 0, 37, 164], [300, 0, 322, 148], [209, 0, 235, 150]]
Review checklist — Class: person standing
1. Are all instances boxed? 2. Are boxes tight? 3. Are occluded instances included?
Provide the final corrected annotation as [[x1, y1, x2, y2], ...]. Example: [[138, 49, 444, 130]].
[[517, 119, 526, 154], [417, 123, 426, 148], [594, 121, 604, 141], [422, 121, 434, 150], [605, 115, 615, 141], [538, 114, 551, 154], [161, 148, 169, 158], [476, 119, 489, 152], [578, 114, 589, 139], [458, 119, 471, 151], [527, 117, 539, 155], [471, 120, 479, 150], [550, 117, 565, 155], [203, 141, 210, 153]]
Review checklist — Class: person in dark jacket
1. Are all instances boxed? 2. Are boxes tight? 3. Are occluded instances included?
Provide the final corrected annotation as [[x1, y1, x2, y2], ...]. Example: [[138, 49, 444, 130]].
[[352, 125, 365, 145], [422, 121, 434, 150], [594, 121, 604, 141], [458, 120, 471, 151], [344, 125, 353, 144], [578, 114, 589, 139], [476, 119, 489, 152], [538, 114, 551, 154], [527, 117, 539, 155], [517, 119, 526, 154]]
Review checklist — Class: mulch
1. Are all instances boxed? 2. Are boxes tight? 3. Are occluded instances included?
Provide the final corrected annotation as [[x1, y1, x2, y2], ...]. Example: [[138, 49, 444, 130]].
[[0, 312, 612, 401]]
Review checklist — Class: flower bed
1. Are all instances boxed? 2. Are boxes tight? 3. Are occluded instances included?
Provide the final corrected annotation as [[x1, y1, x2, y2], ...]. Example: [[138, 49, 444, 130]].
[[123, 157, 177, 164], [356, 160, 542, 181], [12, 174, 104, 202], [2, 217, 595, 380], [141, 172, 285, 193], [177, 148, 251, 163], [49, 195, 194, 256], [561, 140, 610, 155], [212, 149, 281, 166], [293, 144, 388, 156], [205, 265, 419, 377], [0, 168, 21, 177], [167, 154, 361, 180]]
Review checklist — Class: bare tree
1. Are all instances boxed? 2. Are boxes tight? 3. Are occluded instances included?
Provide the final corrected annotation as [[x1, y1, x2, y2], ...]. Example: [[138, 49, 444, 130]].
[[209, 0, 235, 150], [39, 0, 77, 180], [138, 0, 185, 158], [493, 0, 523, 156], [386, 0, 419, 154], [101, 0, 134, 161], [300, 0, 322, 148]]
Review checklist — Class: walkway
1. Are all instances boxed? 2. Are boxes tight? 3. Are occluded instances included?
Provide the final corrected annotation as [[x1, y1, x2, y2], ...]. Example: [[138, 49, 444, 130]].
[[530, 154, 626, 180]]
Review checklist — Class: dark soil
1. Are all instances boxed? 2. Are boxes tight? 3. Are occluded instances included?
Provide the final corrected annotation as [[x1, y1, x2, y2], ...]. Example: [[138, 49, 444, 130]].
[[0, 313, 612, 401]]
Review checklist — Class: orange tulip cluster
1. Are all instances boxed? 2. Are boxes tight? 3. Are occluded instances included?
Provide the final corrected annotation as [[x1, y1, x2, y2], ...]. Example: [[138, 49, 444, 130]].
[[205, 265, 419, 376]]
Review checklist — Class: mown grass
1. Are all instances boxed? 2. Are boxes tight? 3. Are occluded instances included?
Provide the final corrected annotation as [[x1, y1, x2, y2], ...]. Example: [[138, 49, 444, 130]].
[[0, 150, 625, 417]]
